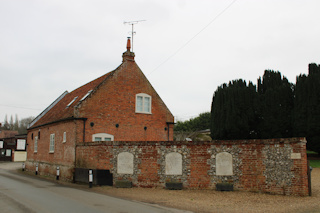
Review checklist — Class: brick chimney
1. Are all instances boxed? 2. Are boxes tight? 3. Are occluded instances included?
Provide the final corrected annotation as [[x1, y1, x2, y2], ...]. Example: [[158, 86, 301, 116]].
[[122, 37, 135, 62]]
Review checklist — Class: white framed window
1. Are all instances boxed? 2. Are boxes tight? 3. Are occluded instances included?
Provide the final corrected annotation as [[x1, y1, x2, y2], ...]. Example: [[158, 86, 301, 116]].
[[63, 132, 66, 143], [6, 149, 12, 157], [49, 134, 55, 153], [0, 141, 3, 149], [17, 139, 26, 150], [136, 93, 151, 114], [94, 137, 102, 141], [80, 90, 93, 101], [92, 133, 114, 142], [34, 136, 38, 153], [67, 96, 78, 107]]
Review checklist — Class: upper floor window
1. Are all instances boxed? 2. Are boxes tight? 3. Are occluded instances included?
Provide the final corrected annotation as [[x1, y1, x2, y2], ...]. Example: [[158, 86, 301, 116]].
[[80, 90, 93, 101], [63, 132, 66, 143], [49, 134, 55, 153], [67, 96, 78, 107], [136, 93, 151, 114]]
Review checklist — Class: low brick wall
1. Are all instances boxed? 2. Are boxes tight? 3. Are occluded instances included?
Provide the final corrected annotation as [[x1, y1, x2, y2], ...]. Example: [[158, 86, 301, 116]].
[[76, 138, 309, 196], [25, 160, 74, 181]]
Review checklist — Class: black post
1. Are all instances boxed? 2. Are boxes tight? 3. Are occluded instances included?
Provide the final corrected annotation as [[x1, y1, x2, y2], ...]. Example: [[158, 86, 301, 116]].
[[89, 169, 93, 188], [308, 161, 312, 196], [22, 163, 25, 171], [35, 163, 38, 175], [56, 166, 60, 180]]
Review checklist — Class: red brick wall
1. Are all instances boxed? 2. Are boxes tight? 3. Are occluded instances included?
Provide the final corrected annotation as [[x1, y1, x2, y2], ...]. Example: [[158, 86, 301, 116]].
[[76, 60, 174, 142], [26, 120, 78, 180], [76, 138, 309, 196]]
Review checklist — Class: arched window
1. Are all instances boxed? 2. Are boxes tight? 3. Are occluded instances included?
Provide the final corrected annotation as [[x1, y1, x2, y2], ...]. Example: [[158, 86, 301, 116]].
[[165, 152, 182, 175], [92, 133, 114, 142], [216, 152, 233, 176], [117, 152, 134, 174]]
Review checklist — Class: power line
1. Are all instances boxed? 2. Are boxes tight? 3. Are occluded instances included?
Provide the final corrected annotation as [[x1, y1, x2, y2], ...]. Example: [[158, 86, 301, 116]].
[[148, 0, 238, 75]]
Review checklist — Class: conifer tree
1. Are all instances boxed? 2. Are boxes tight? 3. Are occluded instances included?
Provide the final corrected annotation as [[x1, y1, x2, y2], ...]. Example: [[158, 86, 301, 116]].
[[257, 70, 293, 138], [294, 63, 320, 152], [211, 79, 258, 139]]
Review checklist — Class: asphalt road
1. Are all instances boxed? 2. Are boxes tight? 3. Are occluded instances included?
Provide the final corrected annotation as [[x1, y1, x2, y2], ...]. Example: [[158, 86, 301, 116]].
[[0, 163, 191, 213]]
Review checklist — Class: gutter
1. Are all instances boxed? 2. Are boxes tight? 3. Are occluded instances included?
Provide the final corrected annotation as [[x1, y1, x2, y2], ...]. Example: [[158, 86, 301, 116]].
[[27, 117, 87, 130]]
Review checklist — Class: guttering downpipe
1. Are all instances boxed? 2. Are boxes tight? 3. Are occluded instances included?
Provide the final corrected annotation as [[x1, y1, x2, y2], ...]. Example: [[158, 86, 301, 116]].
[[166, 122, 175, 141], [83, 118, 87, 142]]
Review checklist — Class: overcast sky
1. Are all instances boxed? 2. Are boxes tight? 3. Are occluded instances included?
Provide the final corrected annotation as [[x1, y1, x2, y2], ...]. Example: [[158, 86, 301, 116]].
[[1, 0, 320, 123]]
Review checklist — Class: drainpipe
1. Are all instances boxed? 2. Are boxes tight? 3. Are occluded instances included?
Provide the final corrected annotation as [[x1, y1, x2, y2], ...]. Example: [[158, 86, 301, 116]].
[[82, 118, 87, 142], [74, 118, 87, 182], [166, 122, 175, 141]]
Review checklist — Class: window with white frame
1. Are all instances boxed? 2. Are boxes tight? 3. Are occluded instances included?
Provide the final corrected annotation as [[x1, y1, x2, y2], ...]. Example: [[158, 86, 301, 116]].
[[80, 90, 93, 101], [6, 149, 11, 157], [34, 136, 38, 153], [49, 134, 55, 153], [66, 96, 78, 107], [63, 132, 66, 143], [92, 133, 114, 142], [136, 93, 151, 114]]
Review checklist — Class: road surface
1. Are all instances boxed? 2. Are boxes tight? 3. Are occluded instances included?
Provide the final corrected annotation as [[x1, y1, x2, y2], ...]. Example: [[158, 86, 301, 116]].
[[0, 162, 191, 213]]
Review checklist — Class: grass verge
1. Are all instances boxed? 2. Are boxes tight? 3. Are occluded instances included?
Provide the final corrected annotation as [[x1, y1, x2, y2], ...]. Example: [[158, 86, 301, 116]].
[[310, 160, 320, 168]]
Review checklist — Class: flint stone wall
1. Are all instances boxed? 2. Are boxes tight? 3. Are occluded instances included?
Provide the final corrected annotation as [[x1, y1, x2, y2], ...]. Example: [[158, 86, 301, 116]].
[[75, 138, 308, 196]]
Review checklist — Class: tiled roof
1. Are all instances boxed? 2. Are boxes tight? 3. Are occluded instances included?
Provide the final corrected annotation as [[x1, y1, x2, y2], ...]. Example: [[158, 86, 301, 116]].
[[30, 71, 114, 128], [0, 130, 19, 139]]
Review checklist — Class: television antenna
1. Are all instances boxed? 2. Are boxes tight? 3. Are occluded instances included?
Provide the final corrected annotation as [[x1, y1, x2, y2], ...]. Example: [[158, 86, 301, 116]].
[[124, 20, 146, 51]]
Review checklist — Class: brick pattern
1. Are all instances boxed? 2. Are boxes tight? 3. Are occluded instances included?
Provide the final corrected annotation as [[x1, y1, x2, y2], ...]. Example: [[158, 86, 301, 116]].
[[73, 138, 309, 196], [76, 59, 174, 142]]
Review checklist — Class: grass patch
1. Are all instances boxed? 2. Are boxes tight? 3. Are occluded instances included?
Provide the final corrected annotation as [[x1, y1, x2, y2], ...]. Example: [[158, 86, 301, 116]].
[[309, 160, 320, 168], [307, 150, 318, 154]]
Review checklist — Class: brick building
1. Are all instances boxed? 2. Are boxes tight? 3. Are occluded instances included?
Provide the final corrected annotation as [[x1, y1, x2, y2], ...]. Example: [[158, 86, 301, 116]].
[[0, 130, 27, 161], [26, 38, 174, 179]]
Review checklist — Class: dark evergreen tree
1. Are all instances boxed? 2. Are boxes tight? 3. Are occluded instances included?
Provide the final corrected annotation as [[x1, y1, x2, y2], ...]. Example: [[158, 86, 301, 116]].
[[257, 70, 294, 138], [211, 79, 259, 140], [294, 63, 320, 152]]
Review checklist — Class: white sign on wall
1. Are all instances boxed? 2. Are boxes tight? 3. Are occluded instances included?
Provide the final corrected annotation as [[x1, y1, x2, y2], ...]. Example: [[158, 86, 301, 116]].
[[117, 152, 134, 174], [216, 152, 233, 176], [17, 139, 26, 150], [6, 149, 11, 157], [165, 152, 183, 175]]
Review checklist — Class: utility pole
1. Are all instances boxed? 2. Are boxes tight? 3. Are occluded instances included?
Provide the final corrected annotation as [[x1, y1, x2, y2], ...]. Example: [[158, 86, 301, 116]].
[[124, 20, 146, 52]]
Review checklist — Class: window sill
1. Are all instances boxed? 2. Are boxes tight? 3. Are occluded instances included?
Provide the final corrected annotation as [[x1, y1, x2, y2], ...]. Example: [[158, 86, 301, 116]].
[[135, 111, 152, 114], [49, 151, 54, 154]]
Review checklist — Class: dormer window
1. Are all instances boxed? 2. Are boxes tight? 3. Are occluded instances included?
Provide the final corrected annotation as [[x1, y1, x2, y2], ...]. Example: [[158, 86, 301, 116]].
[[136, 93, 151, 114], [80, 90, 93, 101], [67, 96, 78, 107]]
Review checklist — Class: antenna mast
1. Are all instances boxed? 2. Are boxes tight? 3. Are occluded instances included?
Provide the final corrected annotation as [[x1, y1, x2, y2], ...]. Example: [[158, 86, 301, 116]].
[[124, 20, 146, 51]]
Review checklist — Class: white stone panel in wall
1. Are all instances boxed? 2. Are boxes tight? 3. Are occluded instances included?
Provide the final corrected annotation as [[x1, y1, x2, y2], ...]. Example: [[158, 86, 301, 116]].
[[291, 153, 301, 159], [165, 152, 182, 175], [14, 151, 27, 162], [117, 152, 134, 174], [216, 152, 233, 176]]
